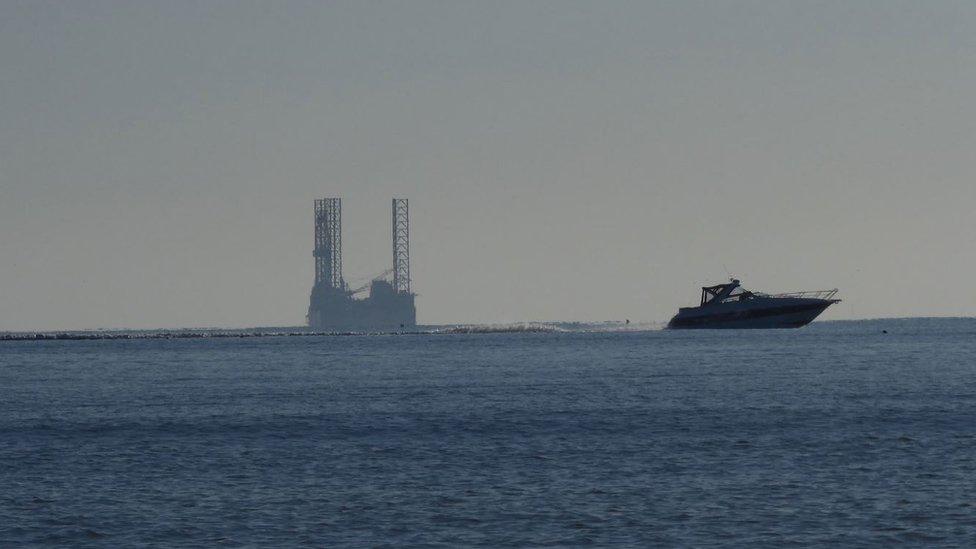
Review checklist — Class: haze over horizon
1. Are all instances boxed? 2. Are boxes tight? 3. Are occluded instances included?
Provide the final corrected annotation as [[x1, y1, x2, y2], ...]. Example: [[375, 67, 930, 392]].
[[2, 1, 975, 331]]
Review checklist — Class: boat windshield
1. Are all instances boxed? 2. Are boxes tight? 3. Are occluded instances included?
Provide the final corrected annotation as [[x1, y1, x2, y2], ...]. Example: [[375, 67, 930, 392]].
[[721, 286, 755, 303]]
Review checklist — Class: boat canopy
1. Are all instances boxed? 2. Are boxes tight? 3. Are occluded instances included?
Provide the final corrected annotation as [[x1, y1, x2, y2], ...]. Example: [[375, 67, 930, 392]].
[[701, 279, 749, 306]]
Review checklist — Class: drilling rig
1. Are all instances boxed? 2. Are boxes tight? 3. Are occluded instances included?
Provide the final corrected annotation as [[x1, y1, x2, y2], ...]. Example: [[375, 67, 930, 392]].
[[307, 198, 416, 331]]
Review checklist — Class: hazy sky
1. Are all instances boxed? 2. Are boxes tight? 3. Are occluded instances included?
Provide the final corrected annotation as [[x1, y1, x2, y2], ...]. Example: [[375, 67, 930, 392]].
[[2, 1, 975, 330]]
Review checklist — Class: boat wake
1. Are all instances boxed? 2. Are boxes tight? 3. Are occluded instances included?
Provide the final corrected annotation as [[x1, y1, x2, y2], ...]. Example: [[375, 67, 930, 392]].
[[431, 323, 566, 334], [428, 321, 662, 334]]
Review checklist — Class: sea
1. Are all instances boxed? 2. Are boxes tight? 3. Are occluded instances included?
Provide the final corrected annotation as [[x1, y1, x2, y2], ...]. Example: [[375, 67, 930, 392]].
[[2, 318, 975, 547]]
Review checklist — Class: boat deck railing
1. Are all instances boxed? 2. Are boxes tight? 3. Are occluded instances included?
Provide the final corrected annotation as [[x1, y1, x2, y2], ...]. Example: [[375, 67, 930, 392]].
[[758, 289, 840, 300]]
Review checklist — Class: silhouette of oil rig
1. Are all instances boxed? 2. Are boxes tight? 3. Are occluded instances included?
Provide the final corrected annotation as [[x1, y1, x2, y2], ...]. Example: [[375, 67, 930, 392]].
[[307, 198, 416, 331]]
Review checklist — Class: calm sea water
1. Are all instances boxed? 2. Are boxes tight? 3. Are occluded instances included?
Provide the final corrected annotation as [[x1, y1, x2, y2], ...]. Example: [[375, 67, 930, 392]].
[[2, 319, 976, 547]]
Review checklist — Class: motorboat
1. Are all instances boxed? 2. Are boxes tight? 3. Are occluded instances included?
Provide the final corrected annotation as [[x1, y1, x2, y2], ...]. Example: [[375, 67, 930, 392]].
[[668, 279, 840, 329]]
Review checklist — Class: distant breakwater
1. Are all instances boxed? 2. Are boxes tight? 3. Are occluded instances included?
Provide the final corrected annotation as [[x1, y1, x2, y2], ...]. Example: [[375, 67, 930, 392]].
[[0, 330, 412, 341], [1, 321, 645, 342]]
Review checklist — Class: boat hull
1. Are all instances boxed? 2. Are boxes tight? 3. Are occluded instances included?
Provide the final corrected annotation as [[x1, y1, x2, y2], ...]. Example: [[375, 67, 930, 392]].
[[668, 300, 835, 329]]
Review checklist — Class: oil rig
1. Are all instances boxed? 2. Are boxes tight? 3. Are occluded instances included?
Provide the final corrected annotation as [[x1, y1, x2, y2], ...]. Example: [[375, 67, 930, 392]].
[[307, 198, 417, 331]]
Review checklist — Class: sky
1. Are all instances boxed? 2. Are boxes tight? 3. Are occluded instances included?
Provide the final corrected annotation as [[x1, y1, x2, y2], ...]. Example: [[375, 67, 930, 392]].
[[2, 1, 975, 330]]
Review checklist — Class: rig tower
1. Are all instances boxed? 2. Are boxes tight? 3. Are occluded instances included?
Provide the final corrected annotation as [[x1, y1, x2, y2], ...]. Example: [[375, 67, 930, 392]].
[[313, 198, 343, 291], [392, 198, 410, 294]]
